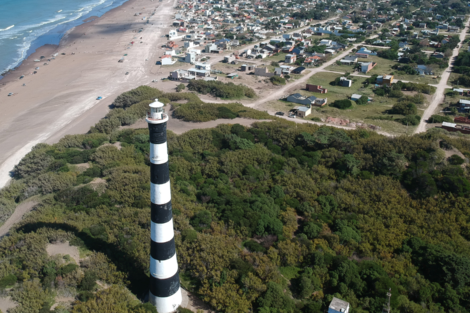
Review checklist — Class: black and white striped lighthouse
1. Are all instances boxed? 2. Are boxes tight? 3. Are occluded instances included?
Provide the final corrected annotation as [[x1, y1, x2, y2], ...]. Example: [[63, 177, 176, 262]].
[[147, 99, 182, 313]]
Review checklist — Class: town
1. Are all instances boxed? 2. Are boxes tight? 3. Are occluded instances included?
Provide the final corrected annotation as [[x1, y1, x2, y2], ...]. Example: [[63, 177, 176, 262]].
[[140, 0, 470, 136]]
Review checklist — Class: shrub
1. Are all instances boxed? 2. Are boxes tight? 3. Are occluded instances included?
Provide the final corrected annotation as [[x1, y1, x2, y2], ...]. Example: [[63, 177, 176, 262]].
[[389, 89, 404, 98], [270, 76, 286, 85], [187, 80, 256, 99], [375, 88, 386, 96], [244, 240, 267, 253], [448, 154, 465, 165], [330, 99, 352, 110], [114, 86, 163, 108], [0, 274, 17, 289], [176, 83, 186, 92], [428, 115, 453, 123], [356, 95, 368, 105], [390, 102, 417, 115], [400, 115, 420, 126]]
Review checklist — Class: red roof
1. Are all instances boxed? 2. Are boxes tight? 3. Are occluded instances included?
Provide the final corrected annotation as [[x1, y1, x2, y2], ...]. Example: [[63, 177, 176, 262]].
[[161, 55, 172, 59]]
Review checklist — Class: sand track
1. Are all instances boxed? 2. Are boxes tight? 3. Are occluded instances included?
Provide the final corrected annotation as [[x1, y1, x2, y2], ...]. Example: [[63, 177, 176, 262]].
[[0, 201, 37, 238]]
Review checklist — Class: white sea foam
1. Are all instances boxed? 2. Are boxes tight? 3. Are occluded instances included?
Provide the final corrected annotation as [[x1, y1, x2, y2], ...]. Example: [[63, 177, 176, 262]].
[[0, 25, 15, 32], [0, 0, 123, 74]]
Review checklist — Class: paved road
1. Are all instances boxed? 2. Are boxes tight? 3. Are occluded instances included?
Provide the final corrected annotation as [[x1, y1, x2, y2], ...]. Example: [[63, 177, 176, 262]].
[[414, 20, 470, 134]]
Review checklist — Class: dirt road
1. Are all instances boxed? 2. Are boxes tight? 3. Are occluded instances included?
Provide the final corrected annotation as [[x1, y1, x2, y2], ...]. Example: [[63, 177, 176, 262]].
[[414, 20, 470, 134], [0, 201, 37, 238]]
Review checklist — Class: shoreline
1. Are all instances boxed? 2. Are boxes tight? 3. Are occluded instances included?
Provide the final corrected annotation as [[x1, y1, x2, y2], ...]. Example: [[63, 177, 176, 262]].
[[0, 0, 135, 84], [0, 0, 177, 189], [0, 0, 132, 81]]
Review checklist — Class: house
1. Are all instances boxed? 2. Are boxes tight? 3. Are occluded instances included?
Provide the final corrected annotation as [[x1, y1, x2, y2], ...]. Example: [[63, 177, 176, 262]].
[[286, 93, 327, 107], [431, 52, 445, 59], [187, 62, 211, 77], [328, 297, 350, 313], [459, 99, 470, 112], [356, 48, 377, 56], [319, 39, 332, 45], [339, 77, 352, 87], [161, 55, 175, 65], [351, 94, 364, 101], [441, 122, 470, 134], [416, 65, 433, 75], [185, 52, 196, 64], [306, 84, 328, 93], [292, 106, 312, 118], [340, 55, 358, 65], [361, 62, 376, 74], [292, 67, 306, 74], [224, 55, 236, 63], [285, 54, 297, 64], [170, 69, 195, 81], [377, 75, 394, 86]]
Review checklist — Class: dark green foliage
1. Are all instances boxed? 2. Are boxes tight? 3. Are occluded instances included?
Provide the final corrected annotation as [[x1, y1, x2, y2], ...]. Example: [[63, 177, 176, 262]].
[[356, 95, 368, 105], [448, 154, 464, 165], [187, 80, 255, 99], [428, 115, 453, 123], [270, 76, 286, 85], [390, 102, 417, 115], [258, 282, 296, 313], [79, 271, 97, 291], [114, 85, 163, 109], [244, 240, 267, 253], [316, 195, 337, 214], [59, 264, 79, 276], [177, 307, 194, 313], [303, 222, 322, 239], [400, 115, 420, 126], [176, 83, 186, 92], [190, 210, 212, 231], [0, 274, 17, 289], [330, 99, 352, 110], [374, 88, 386, 96]]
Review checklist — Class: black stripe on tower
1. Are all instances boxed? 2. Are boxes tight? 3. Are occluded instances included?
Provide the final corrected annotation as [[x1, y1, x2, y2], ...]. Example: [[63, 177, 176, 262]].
[[150, 162, 170, 185], [150, 272, 180, 297], [151, 202, 173, 224], [149, 122, 167, 144], [151, 238, 176, 261]]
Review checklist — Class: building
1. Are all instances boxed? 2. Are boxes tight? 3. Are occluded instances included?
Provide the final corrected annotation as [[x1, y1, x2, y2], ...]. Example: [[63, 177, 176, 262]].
[[285, 54, 297, 64], [361, 62, 376, 73], [328, 297, 350, 313], [161, 55, 175, 65], [170, 69, 195, 81], [441, 122, 470, 134], [340, 55, 358, 65], [339, 77, 352, 87], [146, 99, 182, 313], [286, 93, 327, 107], [294, 106, 312, 118], [306, 84, 328, 93], [377, 75, 394, 86], [351, 94, 364, 101], [185, 52, 196, 64]]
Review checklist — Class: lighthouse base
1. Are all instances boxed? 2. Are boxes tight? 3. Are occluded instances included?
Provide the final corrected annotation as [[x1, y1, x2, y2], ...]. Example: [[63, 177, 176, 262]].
[[150, 287, 182, 313]]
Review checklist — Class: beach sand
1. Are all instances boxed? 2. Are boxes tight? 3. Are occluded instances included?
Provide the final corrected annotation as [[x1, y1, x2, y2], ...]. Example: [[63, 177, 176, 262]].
[[0, 0, 178, 188]]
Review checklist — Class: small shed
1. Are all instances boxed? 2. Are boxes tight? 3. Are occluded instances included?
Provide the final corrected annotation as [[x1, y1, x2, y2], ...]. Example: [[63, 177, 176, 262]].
[[227, 73, 239, 79]]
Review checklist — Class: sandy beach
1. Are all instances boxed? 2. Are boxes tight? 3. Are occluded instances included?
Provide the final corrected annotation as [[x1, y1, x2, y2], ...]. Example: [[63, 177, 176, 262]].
[[0, 0, 178, 188]]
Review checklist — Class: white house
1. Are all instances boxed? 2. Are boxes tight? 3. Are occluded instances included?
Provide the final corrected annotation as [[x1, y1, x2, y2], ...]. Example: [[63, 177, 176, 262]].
[[328, 297, 350, 313], [161, 55, 176, 65]]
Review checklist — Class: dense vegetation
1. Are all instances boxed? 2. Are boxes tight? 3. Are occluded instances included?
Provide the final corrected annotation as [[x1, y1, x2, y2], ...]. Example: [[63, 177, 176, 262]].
[[187, 80, 256, 99], [1, 85, 470, 312]]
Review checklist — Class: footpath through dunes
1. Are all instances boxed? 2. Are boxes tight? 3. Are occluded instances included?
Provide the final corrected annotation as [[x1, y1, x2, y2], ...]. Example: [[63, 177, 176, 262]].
[[0, 0, 178, 190], [0, 200, 37, 238]]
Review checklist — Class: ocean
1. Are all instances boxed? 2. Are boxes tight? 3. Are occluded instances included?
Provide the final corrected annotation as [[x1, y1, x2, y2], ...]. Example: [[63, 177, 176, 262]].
[[0, 0, 129, 77]]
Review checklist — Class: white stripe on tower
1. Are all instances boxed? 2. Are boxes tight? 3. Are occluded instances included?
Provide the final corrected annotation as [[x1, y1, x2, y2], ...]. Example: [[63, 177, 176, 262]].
[[146, 99, 182, 313]]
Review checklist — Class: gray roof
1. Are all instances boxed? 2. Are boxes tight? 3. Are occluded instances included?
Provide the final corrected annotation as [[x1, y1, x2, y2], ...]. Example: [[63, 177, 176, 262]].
[[329, 297, 349, 312]]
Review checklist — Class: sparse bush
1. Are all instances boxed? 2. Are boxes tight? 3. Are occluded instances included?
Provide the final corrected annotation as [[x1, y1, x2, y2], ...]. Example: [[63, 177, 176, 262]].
[[270, 76, 286, 85]]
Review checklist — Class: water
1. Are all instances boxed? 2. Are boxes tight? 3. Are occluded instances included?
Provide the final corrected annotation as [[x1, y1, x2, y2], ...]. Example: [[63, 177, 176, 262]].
[[0, 0, 129, 77]]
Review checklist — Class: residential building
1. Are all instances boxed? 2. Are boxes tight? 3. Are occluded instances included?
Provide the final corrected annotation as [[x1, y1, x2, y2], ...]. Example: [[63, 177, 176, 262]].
[[377, 75, 394, 86], [361, 62, 377, 73], [161, 55, 175, 65], [293, 106, 312, 118], [340, 55, 358, 65], [306, 84, 328, 93], [328, 297, 350, 313], [185, 52, 196, 63], [285, 54, 297, 64], [286, 93, 327, 107], [339, 77, 352, 87]]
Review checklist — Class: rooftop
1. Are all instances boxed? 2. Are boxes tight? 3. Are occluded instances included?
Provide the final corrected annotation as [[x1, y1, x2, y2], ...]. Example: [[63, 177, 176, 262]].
[[329, 297, 350, 312]]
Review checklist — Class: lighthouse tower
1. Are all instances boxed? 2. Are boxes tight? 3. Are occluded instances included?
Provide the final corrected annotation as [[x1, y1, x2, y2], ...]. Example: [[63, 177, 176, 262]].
[[146, 99, 182, 313]]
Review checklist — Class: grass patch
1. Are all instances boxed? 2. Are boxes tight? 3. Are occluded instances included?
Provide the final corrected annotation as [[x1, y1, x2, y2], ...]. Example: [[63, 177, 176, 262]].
[[279, 266, 301, 280]]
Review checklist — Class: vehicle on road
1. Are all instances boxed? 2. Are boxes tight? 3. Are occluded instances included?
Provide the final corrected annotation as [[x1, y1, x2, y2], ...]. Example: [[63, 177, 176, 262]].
[[125, 72, 129, 75], [288, 114, 296, 118], [8, 93, 13, 96], [275, 112, 284, 116], [97, 96, 103, 100], [19, 75, 24, 79]]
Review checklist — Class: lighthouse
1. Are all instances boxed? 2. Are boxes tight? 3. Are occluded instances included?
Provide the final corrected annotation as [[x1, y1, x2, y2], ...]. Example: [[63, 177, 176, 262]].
[[146, 99, 182, 313]]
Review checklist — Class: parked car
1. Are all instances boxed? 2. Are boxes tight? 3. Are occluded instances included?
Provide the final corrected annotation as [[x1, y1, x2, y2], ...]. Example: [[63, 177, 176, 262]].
[[8, 93, 13, 96], [125, 72, 129, 75], [275, 112, 284, 116], [96, 96, 103, 100]]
